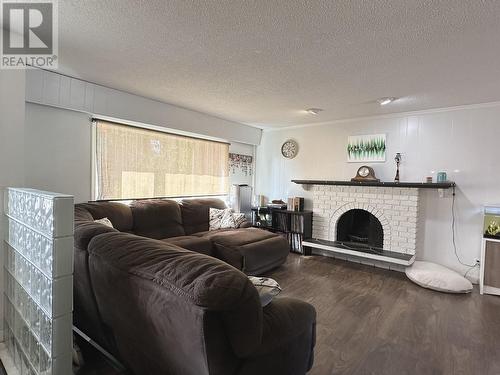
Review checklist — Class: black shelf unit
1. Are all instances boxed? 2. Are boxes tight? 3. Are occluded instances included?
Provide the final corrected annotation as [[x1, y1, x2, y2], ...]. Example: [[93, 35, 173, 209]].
[[251, 207, 312, 254]]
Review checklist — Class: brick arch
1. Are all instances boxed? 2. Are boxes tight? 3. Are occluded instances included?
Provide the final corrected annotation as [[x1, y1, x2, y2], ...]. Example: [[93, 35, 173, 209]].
[[328, 202, 391, 249]]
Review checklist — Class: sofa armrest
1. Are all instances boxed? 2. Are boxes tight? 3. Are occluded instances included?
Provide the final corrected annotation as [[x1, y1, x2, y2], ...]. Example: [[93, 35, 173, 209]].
[[74, 221, 118, 250], [250, 297, 316, 357], [88, 232, 264, 357]]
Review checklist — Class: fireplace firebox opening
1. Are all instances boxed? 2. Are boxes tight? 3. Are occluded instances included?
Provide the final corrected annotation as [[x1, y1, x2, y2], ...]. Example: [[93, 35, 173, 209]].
[[336, 209, 383, 252]]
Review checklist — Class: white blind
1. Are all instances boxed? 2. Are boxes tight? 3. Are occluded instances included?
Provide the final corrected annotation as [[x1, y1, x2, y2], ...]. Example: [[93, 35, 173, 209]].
[[95, 121, 229, 200]]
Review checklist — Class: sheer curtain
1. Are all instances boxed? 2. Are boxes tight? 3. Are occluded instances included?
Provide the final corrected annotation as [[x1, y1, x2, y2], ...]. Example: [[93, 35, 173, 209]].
[[95, 120, 229, 200]]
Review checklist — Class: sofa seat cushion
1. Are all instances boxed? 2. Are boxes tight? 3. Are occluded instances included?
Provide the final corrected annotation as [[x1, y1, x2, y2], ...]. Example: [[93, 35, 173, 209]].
[[192, 228, 234, 239], [210, 228, 277, 244], [130, 199, 185, 239], [161, 236, 213, 256], [209, 228, 289, 275]]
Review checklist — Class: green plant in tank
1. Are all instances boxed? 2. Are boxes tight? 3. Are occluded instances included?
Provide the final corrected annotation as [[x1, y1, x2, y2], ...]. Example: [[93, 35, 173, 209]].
[[486, 221, 500, 236]]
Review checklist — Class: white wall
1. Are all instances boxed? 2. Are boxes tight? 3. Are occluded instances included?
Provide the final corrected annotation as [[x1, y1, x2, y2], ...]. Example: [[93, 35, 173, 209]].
[[0, 70, 26, 339], [25, 103, 92, 203], [26, 69, 262, 146], [256, 104, 500, 280]]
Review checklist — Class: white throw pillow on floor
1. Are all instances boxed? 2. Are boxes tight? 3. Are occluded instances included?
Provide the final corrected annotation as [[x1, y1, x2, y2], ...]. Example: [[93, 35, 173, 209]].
[[405, 261, 473, 294]]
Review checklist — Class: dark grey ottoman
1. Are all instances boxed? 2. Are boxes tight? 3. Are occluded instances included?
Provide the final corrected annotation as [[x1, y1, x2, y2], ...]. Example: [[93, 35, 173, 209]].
[[207, 228, 289, 275]]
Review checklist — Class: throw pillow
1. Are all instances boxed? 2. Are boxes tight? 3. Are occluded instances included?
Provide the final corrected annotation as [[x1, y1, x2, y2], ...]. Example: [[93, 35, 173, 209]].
[[94, 217, 114, 228], [209, 208, 236, 230], [248, 276, 282, 307], [233, 213, 247, 228]]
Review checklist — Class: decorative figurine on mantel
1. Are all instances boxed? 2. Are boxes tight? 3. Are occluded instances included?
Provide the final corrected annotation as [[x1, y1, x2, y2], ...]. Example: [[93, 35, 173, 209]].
[[394, 153, 402, 182]]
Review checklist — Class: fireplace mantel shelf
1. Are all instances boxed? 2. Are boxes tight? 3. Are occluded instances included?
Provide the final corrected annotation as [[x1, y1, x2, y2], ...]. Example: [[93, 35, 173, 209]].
[[292, 180, 456, 189]]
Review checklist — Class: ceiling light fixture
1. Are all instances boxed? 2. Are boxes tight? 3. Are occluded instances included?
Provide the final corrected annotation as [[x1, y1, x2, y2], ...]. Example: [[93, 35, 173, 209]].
[[377, 97, 396, 106], [306, 108, 323, 115]]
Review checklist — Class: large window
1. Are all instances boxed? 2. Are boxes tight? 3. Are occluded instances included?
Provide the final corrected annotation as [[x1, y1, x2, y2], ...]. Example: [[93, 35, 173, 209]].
[[94, 120, 229, 200]]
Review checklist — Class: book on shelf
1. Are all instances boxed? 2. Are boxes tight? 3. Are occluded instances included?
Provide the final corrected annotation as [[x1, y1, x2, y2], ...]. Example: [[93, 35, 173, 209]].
[[287, 197, 304, 211], [290, 214, 305, 233]]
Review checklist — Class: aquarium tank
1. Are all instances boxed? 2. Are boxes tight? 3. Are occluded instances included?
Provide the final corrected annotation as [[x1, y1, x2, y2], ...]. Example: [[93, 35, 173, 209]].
[[484, 205, 500, 239]]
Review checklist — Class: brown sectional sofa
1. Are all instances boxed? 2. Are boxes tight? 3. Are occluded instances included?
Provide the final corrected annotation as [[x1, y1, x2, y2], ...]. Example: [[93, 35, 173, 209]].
[[74, 198, 316, 375]]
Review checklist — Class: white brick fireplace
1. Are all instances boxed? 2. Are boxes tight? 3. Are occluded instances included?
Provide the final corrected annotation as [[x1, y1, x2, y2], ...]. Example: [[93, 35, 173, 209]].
[[311, 185, 419, 255], [297, 183, 428, 269]]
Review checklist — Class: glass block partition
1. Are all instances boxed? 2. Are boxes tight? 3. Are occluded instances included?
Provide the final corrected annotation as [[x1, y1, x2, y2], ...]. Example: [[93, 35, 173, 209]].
[[4, 188, 74, 375]]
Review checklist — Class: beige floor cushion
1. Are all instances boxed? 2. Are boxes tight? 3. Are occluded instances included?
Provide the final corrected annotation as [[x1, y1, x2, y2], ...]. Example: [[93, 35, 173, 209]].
[[405, 261, 473, 293]]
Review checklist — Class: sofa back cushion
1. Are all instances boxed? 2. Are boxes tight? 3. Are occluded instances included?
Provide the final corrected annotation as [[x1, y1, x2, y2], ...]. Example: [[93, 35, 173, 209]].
[[181, 198, 227, 235], [130, 199, 185, 239], [76, 202, 133, 232]]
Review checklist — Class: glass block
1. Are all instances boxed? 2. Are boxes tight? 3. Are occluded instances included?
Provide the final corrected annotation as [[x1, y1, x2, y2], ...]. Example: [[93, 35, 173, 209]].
[[30, 331, 40, 371], [26, 194, 36, 228], [15, 255, 23, 284], [21, 320, 30, 354], [6, 273, 14, 301], [5, 188, 75, 375], [13, 279, 21, 308], [6, 326, 14, 356], [19, 287, 29, 322], [25, 265, 33, 296], [34, 195, 42, 229], [27, 364, 37, 375], [40, 312, 52, 355], [40, 347, 52, 375], [33, 232, 43, 268], [30, 269, 41, 305], [40, 237, 53, 276], [29, 300, 41, 338], [40, 276, 52, 313], [25, 228, 33, 260], [4, 301, 12, 329], [21, 351, 29, 375], [12, 296, 18, 328], [12, 221, 24, 250], [14, 340, 21, 369], [40, 197, 54, 235], [7, 246, 14, 272], [28, 265, 36, 299]]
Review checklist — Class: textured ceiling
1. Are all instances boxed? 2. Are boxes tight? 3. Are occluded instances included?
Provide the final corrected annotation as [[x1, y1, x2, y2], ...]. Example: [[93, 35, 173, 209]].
[[57, 1, 500, 128]]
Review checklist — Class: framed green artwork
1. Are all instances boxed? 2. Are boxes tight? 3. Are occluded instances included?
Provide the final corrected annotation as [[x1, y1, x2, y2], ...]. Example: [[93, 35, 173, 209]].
[[347, 134, 386, 162]]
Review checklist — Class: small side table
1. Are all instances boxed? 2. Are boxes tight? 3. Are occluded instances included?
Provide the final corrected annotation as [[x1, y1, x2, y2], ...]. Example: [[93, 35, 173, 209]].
[[480, 237, 500, 296]]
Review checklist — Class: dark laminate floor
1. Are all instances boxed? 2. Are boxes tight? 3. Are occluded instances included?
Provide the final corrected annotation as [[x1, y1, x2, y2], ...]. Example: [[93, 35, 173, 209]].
[[80, 253, 500, 375], [265, 254, 500, 375]]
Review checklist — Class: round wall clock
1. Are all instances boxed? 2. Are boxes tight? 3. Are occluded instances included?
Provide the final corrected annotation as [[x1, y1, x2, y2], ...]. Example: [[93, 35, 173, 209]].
[[351, 166, 380, 182], [281, 139, 299, 159]]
